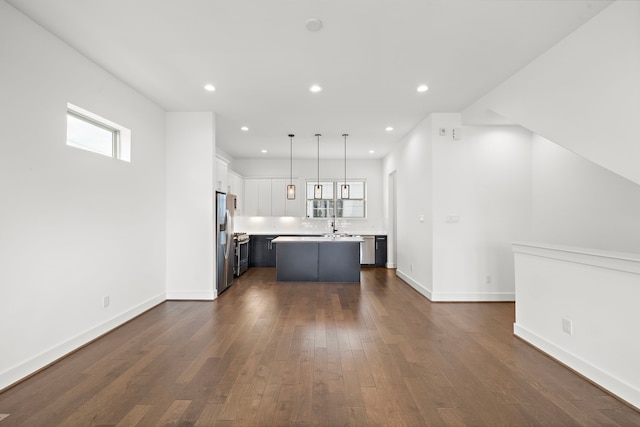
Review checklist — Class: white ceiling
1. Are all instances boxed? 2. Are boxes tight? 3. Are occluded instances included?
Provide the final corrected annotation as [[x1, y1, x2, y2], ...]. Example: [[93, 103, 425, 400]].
[[6, 0, 611, 159]]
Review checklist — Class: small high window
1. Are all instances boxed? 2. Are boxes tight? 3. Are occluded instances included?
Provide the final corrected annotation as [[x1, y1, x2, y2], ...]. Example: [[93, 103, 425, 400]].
[[66, 103, 131, 162]]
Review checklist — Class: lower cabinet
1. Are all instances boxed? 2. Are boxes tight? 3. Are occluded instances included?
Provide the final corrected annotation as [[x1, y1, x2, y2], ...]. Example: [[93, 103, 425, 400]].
[[249, 234, 385, 269], [375, 235, 387, 267], [249, 235, 277, 267]]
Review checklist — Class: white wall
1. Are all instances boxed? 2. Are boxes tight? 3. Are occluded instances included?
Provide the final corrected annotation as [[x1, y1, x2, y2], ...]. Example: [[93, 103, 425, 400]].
[[0, 2, 166, 390], [383, 114, 532, 301], [457, 1, 640, 407], [532, 135, 640, 253], [464, 1, 640, 186], [513, 134, 640, 409], [232, 158, 385, 235], [513, 243, 640, 410], [383, 115, 435, 297], [166, 113, 216, 300], [432, 124, 532, 301]]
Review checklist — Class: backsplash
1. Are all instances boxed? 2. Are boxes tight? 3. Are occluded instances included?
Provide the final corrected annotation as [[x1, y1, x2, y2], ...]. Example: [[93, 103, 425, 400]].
[[234, 215, 386, 235]]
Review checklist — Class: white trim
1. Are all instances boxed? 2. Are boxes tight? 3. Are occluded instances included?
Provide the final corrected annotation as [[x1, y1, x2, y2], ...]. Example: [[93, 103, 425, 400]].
[[431, 291, 515, 302], [396, 270, 514, 302], [67, 102, 131, 162], [215, 149, 233, 163], [0, 292, 166, 391], [513, 242, 640, 275], [514, 323, 640, 411], [396, 269, 433, 300], [166, 290, 216, 300]]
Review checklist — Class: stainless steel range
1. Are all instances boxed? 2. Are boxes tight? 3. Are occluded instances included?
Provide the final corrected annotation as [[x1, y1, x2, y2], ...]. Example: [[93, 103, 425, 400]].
[[233, 232, 250, 276]]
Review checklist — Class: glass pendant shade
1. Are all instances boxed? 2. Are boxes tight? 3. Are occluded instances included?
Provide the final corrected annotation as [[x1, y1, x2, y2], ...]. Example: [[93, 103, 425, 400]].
[[287, 184, 296, 200], [341, 184, 350, 199]]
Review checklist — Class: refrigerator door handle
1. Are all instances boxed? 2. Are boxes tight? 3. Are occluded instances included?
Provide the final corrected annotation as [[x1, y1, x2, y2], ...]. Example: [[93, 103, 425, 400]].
[[224, 209, 232, 259]]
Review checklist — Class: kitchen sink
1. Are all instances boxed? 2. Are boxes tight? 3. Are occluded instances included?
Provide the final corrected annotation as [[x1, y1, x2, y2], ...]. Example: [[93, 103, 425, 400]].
[[322, 233, 352, 238]]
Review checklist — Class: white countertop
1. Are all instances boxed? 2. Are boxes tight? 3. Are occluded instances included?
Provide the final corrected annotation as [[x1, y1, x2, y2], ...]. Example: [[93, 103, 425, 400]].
[[247, 232, 386, 236], [272, 236, 364, 243]]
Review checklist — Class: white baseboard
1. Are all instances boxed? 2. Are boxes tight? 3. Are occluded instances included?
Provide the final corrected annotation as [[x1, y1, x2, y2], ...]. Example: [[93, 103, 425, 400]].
[[396, 269, 433, 300], [166, 289, 216, 300], [0, 292, 166, 391], [395, 270, 514, 302], [431, 291, 515, 302], [514, 323, 640, 410]]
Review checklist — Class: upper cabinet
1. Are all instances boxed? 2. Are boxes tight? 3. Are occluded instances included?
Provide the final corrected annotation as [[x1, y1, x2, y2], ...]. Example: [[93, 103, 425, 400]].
[[228, 171, 244, 215], [215, 157, 228, 193], [216, 154, 244, 214], [244, 178, 271, 216], [244, 178, 302, 217]]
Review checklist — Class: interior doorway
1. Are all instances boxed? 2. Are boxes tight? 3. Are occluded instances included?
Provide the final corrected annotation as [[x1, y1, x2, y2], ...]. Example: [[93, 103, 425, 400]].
[[388, 171, 397, 268]]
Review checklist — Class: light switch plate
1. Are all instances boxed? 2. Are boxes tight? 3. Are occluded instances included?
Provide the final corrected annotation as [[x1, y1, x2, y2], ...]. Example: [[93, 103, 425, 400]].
[[446, 214, 460, 223]]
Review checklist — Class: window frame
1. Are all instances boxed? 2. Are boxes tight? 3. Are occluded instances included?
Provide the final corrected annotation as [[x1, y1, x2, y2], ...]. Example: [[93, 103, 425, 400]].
[[305, 180, 367, 219], [66, 103, 131, 162]]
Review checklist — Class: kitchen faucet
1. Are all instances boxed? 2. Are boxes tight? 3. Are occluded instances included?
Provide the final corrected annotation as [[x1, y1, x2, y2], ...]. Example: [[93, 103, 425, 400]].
[[330, 215, 338, 233]]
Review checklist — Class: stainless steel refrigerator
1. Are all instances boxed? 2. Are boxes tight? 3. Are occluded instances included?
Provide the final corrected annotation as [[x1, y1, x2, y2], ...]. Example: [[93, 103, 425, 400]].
[[216, 192, 235, 295]]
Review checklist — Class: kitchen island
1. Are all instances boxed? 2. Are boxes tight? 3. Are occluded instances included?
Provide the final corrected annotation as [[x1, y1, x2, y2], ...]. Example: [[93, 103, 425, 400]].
[[272, 236, 363, 282]]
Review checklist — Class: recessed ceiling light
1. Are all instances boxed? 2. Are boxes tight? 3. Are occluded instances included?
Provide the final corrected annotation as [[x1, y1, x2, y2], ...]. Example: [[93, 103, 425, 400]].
[[417, 84, 429, 93], [241, 126, 249, 131], [385, 126, 394, 132], [309, 84, 323, 93], [369, 150, 376, 154], [305, 18, 323, 32], [261, 149, 267, 154], [204, 84, 216, 92]]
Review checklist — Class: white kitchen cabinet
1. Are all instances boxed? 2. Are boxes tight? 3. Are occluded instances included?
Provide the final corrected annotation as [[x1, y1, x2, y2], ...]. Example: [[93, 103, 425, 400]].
[[243, 179, 259, 216], [244, 178, 272, 216], [271, 178, 286, 216], [215, 157, 228, 192], [257, 180, 271, 216], [243, 177, 302, 217], [228, 171, 244, 215]]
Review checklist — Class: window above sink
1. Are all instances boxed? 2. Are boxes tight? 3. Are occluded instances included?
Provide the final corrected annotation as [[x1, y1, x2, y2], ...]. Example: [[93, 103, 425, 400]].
[[305, 180, 366, 219]]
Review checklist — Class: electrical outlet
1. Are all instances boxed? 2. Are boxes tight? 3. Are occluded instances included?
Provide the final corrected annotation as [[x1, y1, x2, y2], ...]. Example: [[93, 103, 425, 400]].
[[103, 296, 110, 308], [485, 275, 492, 284], [410, 264, 413, 272], [562, 317, 573, 335]]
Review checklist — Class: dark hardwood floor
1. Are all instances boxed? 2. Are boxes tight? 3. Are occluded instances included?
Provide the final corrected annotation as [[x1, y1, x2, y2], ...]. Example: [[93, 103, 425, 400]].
[[1, 268, 639, 426]]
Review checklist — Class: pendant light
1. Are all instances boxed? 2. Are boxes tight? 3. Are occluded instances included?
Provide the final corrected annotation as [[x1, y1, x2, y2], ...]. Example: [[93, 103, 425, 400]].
[[314, 133, 322, 199], [341, 133, 350, 199], [287, 134, 296, 200]]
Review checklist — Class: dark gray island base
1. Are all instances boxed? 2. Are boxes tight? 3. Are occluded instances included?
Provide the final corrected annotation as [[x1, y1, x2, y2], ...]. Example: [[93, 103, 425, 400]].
[[272, 236, 363, 282]]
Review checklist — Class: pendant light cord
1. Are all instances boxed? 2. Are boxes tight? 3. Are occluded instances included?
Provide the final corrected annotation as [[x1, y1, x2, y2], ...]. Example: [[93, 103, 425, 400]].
[[289, 134, 294, 185], [316, 134, 321, 187], [343, 133, 348, 185]]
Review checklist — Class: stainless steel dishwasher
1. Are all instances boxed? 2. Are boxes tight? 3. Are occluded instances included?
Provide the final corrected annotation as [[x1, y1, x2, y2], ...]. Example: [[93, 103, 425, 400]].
[[360, 235, 375, 265]]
